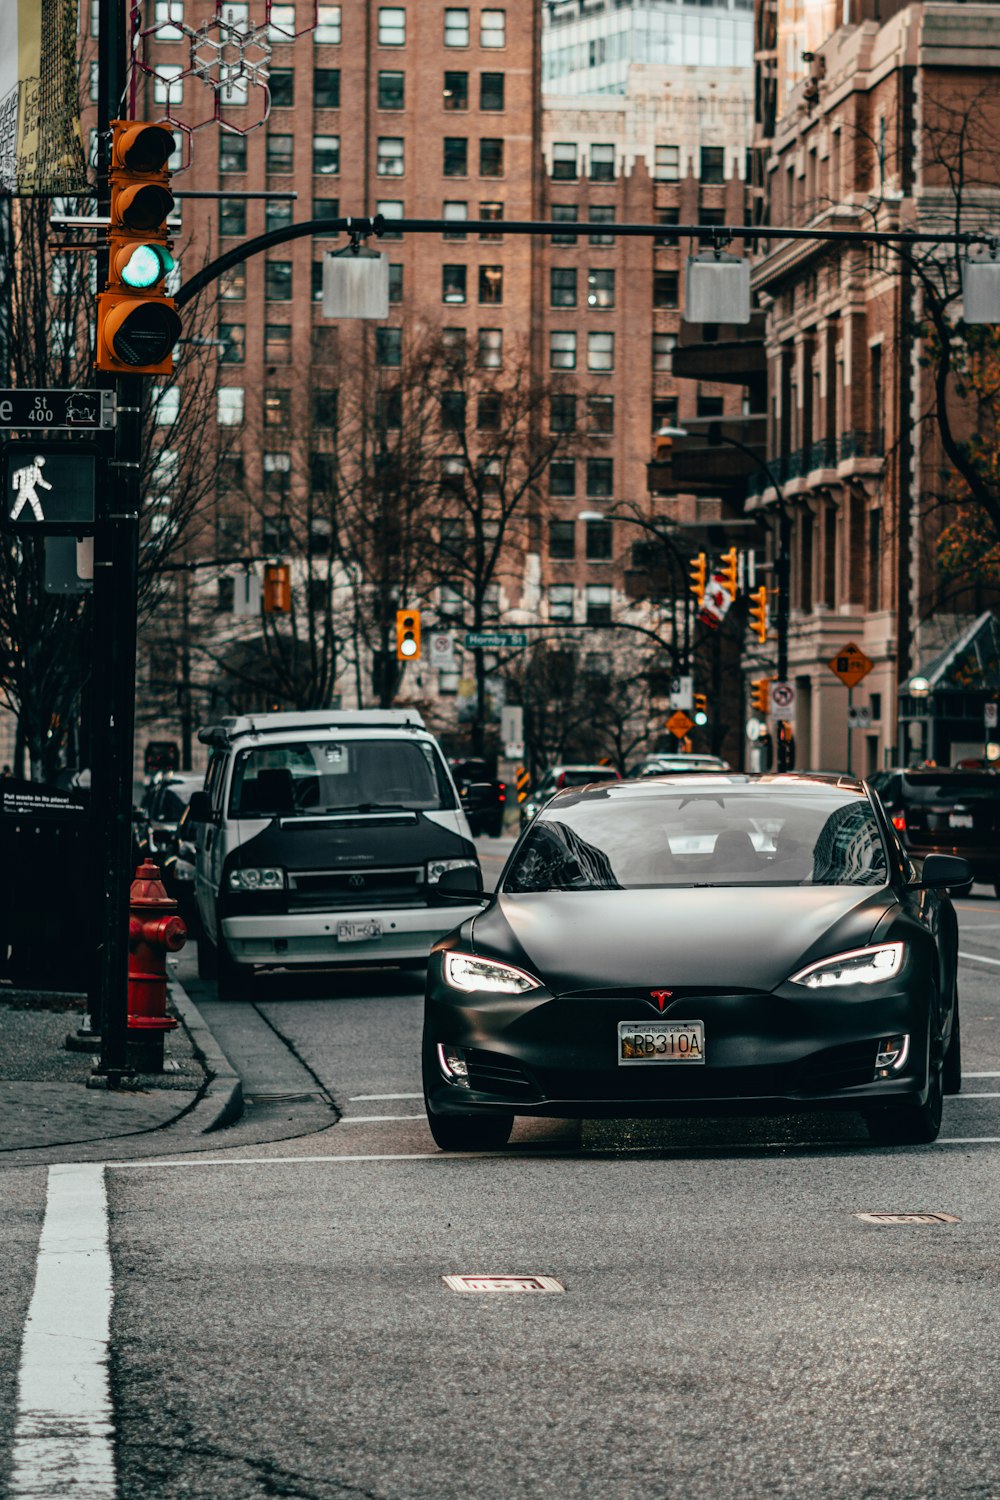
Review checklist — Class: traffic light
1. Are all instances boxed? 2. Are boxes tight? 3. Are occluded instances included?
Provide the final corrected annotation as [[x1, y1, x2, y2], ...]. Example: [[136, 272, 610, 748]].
[[263, 562, 292, 613], [689, 552, 707, 604], [396, 608, 421, 660], [750, 678, 770, 715], [718, 545, 739, 598], [748, 585, 768, 643], [693, 693, 708, 726], [96, 120, 181, 375]]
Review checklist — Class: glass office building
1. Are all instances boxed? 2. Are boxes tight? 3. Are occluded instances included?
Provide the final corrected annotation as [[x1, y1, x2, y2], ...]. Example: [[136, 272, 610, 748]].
[[543, 0, 754, 94]]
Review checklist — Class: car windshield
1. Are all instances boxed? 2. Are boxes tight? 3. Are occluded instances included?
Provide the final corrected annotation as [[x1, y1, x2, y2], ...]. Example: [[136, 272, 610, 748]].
[[229, 738, 454, 817], [503, 788, 889, 890], [899, 774, 1000, 804], [555, 769, 618, 788]]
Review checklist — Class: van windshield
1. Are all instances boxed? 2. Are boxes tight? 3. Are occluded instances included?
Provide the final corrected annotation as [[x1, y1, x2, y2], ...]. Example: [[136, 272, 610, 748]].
[[229, 738, 455, 817]]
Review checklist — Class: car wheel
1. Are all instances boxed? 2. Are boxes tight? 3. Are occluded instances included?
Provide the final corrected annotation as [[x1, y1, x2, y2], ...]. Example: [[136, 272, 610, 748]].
[[865, 1017, 944, 1146], [216, 935, 252, 1002], [422, 1051, 514, 1150], [943, 993, 962, 1095]]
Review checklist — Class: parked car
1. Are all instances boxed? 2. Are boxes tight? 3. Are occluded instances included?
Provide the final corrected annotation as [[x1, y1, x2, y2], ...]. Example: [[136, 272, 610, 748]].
[[135, 771, 206, 923], [870, 766, 1000, 895], [450, 758, 507, 838], [635, 753, 732, 777], [519, 763, 620, 828]]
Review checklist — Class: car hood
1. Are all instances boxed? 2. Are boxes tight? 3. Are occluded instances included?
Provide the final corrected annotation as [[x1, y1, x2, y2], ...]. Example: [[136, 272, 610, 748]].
[[475, 886, 893, 993]]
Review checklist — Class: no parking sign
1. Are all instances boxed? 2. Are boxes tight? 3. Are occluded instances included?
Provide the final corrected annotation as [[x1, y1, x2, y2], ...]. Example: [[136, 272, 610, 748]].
[[429, 632, 456, 670]]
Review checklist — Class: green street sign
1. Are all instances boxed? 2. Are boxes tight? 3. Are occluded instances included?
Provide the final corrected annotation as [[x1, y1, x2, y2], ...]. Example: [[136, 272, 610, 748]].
[[464, 630, 528, 650]]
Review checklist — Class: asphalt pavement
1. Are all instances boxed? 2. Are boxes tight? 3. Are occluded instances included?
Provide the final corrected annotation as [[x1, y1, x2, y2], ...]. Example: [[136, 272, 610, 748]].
[[4, 852, 1000, 1500]]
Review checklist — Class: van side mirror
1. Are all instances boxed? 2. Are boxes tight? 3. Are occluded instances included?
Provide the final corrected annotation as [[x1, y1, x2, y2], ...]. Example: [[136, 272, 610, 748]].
[[186, 791, 212, 823], [918, 853, 974, 892]]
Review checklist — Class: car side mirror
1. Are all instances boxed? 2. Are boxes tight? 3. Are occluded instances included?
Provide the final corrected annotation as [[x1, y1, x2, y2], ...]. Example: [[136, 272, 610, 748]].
[[186, 790, 212, 823], [918, 852, 974, 892], [436, 865, 485, 899]]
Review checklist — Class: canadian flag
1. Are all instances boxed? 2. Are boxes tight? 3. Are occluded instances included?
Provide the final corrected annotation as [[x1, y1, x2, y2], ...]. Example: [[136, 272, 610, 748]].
[[698, 577, 733, 630]]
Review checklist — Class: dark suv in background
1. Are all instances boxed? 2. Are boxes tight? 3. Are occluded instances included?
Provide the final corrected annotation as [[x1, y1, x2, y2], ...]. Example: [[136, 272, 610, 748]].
[[449, 758, 507, 837], [870, 767, 1000, 895]]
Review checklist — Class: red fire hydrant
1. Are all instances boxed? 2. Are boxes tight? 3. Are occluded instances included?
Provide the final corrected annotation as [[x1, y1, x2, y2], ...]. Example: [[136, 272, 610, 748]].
[[128, 860, 185, 1072]]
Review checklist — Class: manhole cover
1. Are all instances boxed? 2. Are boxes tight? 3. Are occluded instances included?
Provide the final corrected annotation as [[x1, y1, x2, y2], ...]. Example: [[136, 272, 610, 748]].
[[442, 1275, 565, 1294], [854, 1212, 961, 1225]]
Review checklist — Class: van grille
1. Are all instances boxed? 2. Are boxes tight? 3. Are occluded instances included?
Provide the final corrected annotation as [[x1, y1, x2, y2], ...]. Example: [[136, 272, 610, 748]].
[[287, 866, 425, 911]]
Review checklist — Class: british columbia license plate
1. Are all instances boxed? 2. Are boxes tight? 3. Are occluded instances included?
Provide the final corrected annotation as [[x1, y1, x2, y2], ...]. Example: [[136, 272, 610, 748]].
[[949, 813, 974, 829], [618, 1020, 705, 1065], [337, 920, 383, 942]]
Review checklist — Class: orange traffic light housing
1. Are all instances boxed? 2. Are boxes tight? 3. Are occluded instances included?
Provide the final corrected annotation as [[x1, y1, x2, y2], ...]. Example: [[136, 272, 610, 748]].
[[718, 545, 739, 598], [689, 552, 707, 604], [750, 678, 771, 715], [96, 121, 181, 375], [748, 584, 768, 643], [263, 563, 292, 613], [396, 609, 421, 661]]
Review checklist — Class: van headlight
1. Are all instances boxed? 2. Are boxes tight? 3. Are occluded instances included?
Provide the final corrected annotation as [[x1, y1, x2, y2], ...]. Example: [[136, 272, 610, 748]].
[[789, 942, 904, 988], [228, 867, 285, 890], [426, 858, 480, 885], [444, 951, 541, 994]]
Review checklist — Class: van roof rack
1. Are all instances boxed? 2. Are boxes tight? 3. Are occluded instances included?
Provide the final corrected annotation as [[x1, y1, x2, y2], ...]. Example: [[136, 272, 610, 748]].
[[198, 707, 426, 746]]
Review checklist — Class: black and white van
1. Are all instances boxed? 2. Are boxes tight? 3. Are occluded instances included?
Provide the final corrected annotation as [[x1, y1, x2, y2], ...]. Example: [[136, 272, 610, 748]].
[[188, 709, 483, 998]]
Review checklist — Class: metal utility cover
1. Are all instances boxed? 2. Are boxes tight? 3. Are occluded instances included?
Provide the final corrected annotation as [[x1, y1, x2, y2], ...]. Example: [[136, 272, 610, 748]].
[[854, 1212, 961, 1225], [442, 1275, 565, 1294], [322, 250, 389, 319]]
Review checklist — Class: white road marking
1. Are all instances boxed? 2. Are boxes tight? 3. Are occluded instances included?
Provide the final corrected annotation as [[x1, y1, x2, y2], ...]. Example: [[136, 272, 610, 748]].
[[340, 1114, 425, 1123], [953, 1092, 1000, 1099], [963, 1071, 1000, 1078], [10, 1164, 116, 1500], [940, 1137, 1000, 1145], [349, 1093, 422, 1101], [959, 950, 1000, 966]]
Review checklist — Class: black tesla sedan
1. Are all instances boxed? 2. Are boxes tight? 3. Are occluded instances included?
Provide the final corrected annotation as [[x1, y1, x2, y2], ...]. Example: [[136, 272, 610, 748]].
[[423, 773, 970, 1151]]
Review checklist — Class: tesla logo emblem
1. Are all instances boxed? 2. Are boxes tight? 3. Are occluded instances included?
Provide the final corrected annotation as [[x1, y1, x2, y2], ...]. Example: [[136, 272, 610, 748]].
[[649, 990, 673, 1011], [348, 873, 366, 888]]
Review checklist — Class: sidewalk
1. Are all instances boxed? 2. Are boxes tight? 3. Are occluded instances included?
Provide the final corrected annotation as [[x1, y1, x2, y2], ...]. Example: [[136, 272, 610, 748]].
[[0, 978, 242, 1155]]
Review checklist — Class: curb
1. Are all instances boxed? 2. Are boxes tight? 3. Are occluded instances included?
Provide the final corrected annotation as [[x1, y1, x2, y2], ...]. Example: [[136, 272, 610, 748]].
[[168, 973, 244, 1134]]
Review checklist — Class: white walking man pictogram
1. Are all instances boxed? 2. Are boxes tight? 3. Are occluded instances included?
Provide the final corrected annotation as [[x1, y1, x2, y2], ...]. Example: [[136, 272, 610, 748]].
[[10, 455, 52, 521]]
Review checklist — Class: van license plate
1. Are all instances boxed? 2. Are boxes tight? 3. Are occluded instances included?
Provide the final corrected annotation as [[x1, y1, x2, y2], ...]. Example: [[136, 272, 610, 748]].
[[337, 920, 383, 942]]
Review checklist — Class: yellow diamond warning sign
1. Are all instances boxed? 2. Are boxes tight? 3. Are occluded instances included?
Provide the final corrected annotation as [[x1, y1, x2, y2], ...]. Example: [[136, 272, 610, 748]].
[[666, 710, 694, 740], [826, 643, 874, 689]]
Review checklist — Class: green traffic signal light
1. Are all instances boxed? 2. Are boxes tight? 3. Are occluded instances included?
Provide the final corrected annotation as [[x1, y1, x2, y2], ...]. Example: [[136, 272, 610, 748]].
[[119, 243, 175, 289]]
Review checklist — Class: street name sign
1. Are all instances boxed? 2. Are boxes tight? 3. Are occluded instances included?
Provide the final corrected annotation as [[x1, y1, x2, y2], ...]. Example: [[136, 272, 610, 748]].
[[826, 643, 874, 689], [3, 444, 97, 532], [0, 389, 115, 431], [464, 630, 528, 649]]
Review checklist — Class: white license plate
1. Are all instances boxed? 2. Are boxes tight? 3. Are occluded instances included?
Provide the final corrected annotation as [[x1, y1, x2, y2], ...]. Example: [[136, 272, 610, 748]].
[[337, 920, 383, 943], [949, 813, 974, 829], [618, 1020, 705, 1065]]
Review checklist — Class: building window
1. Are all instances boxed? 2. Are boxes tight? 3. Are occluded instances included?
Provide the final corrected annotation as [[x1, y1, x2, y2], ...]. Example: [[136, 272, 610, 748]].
[[264, 324, 292, 364], [477, 328, 502, 367], [153, 64, 183, 105], [550, 267, 577, 307], [652, 332, 677, 371], [314, 68, 340, 107], [313, 195, 340, 227], [696, 392, 724, 418], [585, 585, 612, 625], [550, 331, 576, 370], [550, 394, 576, 432], [655, 144, 680, 181], [551, 142, 577, 181], [587, 332, 614, 372], [375, 327, 402, 366], [588, 268, 615, 308], [311, 261, 324, 301], [443, 201, 468, 239], [652, 397, 678, 433], [153, 0, 184, 39], [478, 265, 503, 304], [655, 207, 680, 244], [653, 271, 679, 308], [444, 136, 468, 176], [313, 135, 340, 174], [442, 327, 467, 366], [441, 391, 466, 431], [219, 134, 247, 173], [313, 390, 340, 430], [388, 263, 403, 302], [265, 199, 293, 233], [314, 5, 341, 43], [479, 201, 503, 240], [267, 5, 295, 40], [378, 7, 405, 45], [217, 388, 245, 425], [867, 510, 881, 611], [587, 458, 613, 497], [551, 203, 579, 243], [266, 134, 294, 174], [589, 143, 615, 182], [220, 266, 246, 299], [549, 520, 575, 560], [586, 520, 612, 560], [549, 584, 574, 622], [444, 70, 468, 109], [376, 199, 403, 237], [263, 452, 291, 501], [219, 197, 247, 236], [313, 325, 339, 362], [481, 9, 506, 47], [442, 264, 466, 303], [153, 387, 180, 426], [264, 391, 291, 428], [265, 261, 292, 300], [480, 73, 504, 111], [549, 460, 575, 497], [589, 205, 614, 245], [700, 146, 725, 183], [587, 395, 614, 434], [262, 513, 292, 552], [377, 70, 403, 109], [477, 393, 502, 429], [377, 137, 404, 175], [270, 69, 294, 107], [479, 138, 503, 177], [376, 388, 402, 429], [444, 7, 469, 45], [218, 323, 245, 363]]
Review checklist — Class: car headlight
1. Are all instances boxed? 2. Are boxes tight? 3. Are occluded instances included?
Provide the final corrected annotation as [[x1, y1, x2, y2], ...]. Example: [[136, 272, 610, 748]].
[[227, 866, 285, 891], [426, 857, 480, 885], [443, 951, 541, 994], [790, 942, 904, 988]]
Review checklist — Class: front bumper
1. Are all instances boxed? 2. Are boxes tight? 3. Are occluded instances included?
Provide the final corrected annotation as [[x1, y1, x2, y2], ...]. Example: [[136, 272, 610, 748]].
[[424, 975, 932, 1119], [223, 904, 484, 969]]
